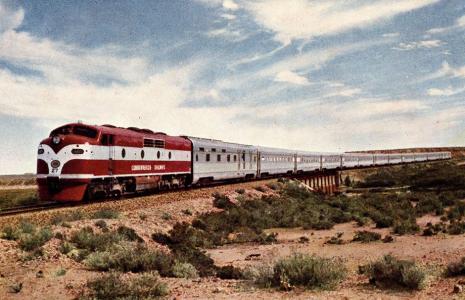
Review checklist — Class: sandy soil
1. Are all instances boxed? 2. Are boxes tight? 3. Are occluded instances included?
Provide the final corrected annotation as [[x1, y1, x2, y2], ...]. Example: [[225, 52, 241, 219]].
[[1, 181, 464, 299]]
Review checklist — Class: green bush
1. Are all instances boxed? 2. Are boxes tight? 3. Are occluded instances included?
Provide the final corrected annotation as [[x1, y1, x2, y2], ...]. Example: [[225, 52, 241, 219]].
[[326, 232, 344, 245], [91, 209, 120, 219], [251, 254, 348, 290], [172, 261, 199, 279], [216, 265, 243, 279], [84, 242, 174, 276], [51, 210, 85, 225], [18, 227, 52, 251], [392, 219, 420, 235], [352, 231, 381, 243], [212, 192, 235, 209], [94, 220, 107, 230], [361, 255, 426, 290], [117, 226, 143, 243], [86, 272, 168, 299]]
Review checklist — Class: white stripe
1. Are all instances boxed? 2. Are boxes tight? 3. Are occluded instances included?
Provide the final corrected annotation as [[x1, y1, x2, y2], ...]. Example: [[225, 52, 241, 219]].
[[37, 171, 190, 180]]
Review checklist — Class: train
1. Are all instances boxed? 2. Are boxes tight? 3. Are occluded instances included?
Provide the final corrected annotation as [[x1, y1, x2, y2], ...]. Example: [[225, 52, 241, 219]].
[[36, 122, 452, 202]]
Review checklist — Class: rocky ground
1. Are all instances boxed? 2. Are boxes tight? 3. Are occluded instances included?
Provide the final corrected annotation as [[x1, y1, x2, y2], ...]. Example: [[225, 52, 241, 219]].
[[0, 179, 465, 299]]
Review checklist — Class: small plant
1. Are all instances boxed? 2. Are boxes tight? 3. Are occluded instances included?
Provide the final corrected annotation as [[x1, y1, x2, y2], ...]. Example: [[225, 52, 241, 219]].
[[59, 241, 74, 254], [172, 261, 199, 279], [1, 225, 19, 240], [254, 186, 267, 192], [212, 192, 234, 209], [326, 232, 344, 245], [216, 265, 243, 279], [182, 209, 193, 216], [271, 254, 347, 290], [84, 242, 174, 275], [51, 210, 85, 225], [91, 209, 120, 219], [266, 182, 281, 190], [117, 226, 144, 243], [161, 212, 172, 220], [360, 255, 426, 290], [352, 231, 381, 243], [55, 268, 66, 277], [445, 257, 465, 277], [299, 236, 309, 243], [392, 219, 420, 235], [18, 227, 53, 251], [94, 220, 107, 230], [86, 272, 168, 299], [235, 188, 245, 194], [382, 235, 394, 243], [9, 282, 22, 293]]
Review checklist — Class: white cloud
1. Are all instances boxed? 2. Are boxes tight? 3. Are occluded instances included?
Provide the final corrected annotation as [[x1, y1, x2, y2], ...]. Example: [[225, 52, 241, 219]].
[[428, 61, 465, 80], [243, 0, 439, 45], [427, 86, 465, 96], [221, 13, 236, 20], [427, 14, 465, 34], [0, 2, 23, 32], [222, 0, 239, 11], [274, 70, 309, 85], [392, 39, 444, 51], [382, 32, 400, 38]]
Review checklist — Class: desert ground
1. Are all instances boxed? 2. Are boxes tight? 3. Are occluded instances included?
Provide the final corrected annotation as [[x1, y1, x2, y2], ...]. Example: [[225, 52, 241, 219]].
[[1, 162, 465, 299]]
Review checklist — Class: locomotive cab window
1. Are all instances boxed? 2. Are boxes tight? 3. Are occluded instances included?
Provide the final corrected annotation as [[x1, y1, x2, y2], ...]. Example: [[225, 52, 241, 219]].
[[73, 126, 98, 139]]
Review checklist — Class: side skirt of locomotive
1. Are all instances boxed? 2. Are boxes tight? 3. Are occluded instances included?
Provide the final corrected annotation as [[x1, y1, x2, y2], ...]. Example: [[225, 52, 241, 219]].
[[86, 174, 191, 200]]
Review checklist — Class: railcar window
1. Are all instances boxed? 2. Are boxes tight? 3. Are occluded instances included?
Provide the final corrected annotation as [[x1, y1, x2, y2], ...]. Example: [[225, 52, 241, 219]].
[[227, 154, 230, 162], [206, 154, 210, 162], [50, 126, 72, 136], [73, 126, 98, 138], [222, 149, 226, 153], [196, 154, 198, 162], [217, 154, 221, 162], [233, 155, 237, 162], [122, 149, 126, 158], [199, 147, 205, 152], [211, 148, 216, 152]]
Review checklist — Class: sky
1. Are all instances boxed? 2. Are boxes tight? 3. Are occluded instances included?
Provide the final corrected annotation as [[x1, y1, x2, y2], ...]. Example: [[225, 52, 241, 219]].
[[0, 0, 464, 174]]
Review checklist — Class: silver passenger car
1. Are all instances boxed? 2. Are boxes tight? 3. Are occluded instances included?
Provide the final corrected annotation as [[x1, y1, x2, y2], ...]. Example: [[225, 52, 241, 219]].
[[188, 137, 257, 184], [258, 146, 296, 176]]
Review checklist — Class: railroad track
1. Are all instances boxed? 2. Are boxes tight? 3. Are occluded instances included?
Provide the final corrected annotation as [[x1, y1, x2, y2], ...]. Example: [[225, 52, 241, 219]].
[[0, 202, 66, 217]]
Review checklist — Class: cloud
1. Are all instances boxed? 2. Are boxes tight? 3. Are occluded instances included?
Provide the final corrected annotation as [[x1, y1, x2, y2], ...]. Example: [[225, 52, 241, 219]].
[[243, 0, 439, 45], [428, 61, 465, 80], [382, 32, 400, 38], [274, 70, 309, 85], [427, 86, 465, 96], [222, 0, 239, 11], [221, 13, 236, 20], [392, 39, 444, 51], [0, 2, 23, 32], [427, 14, 465, 34]]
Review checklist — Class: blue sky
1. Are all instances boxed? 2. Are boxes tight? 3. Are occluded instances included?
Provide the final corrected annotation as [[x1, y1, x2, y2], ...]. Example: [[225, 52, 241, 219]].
[[0, 0, 464, 174]]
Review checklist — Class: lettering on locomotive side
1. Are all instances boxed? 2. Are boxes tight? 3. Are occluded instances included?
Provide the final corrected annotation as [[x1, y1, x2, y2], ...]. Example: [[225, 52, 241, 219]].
[[153, 165, 166, 170], [131, 165, 152, 171]]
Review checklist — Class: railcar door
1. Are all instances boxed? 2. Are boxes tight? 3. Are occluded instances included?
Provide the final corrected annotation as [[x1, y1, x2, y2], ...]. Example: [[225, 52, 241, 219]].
[[242, 151, 246, 169], [101, 134, 115, 175]]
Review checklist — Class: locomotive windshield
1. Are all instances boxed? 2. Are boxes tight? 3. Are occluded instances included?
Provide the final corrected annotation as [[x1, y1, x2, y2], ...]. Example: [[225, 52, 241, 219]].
[[50, 125, 98, 139]]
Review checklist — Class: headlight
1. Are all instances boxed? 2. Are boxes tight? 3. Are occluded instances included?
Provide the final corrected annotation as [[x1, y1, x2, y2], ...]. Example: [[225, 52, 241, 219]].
[[52, 135, 61, 144]]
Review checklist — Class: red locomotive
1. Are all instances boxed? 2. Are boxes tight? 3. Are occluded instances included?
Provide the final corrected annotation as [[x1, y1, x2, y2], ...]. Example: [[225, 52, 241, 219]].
[[37, 123, 192, 201]]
